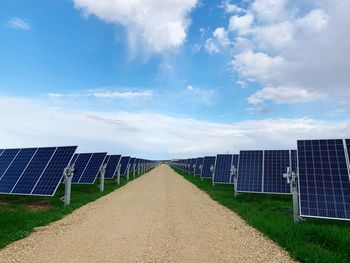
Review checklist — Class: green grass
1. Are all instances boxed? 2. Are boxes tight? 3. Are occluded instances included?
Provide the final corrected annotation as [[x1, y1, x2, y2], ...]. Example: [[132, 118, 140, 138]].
[[172, 167, 350, 263], [0, 173, 143, 249]]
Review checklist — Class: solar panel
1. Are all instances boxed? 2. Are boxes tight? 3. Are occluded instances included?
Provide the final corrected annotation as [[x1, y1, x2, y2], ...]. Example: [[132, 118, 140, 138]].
[[0, 148, 37, 193], [103, 155, 111, 165], [120, 156, 130, 176], [188, 158, 196, 174], [0, 149, 4, 157], [71, 153, 93, 183], [237, 151, 263, 192], [104, 155, 121, 179], [297, 139, 350, 220], [194, 157, 204, 176], [263, 150, 291, 194], [78, 153, 107, 184], [346, 139, 350, 162], [213, 154, 234, 184], [0, 146, 77, 196], [290, 150, 297, 173], [201, 156, 216, 179]]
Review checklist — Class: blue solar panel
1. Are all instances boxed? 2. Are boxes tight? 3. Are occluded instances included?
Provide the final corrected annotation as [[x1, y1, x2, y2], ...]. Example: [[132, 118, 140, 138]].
[[237, 151, 263, 192], [188, 158, 196, 174], [79, 153, 107, 184], [194, 157, 204, 176], [0, 149, 4, 157], [104, 155, 121, 179], [346, 139, 350, 162], [0, 148, 37, 193], [297, 139, 350, 220], [32, 146, 77, 195], [263, 150, 290, 194], [201, 156, 216, 179], [71, 153, 93, 183], [103, 155, 111, 165], [120, 156, 130, 176], [0, 149, 20, 180], [12, 147, 56, 194], [291, 150, 297, 173], [213, 154, 234, 184]]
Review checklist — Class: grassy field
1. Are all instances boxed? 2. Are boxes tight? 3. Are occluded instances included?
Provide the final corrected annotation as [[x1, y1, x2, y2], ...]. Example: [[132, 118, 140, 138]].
[[0, 174, 143, 249], [172, 167, 350, 263]]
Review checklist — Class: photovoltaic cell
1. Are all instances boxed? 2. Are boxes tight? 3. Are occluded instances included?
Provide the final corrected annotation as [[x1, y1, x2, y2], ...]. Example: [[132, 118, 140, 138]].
[[263, 150, 290, 194], [201, 156, 216, 179], [237, 151, 263, 192], [213, 154, 234, 184], [104, 155, 121, 179], [120, 156, 130, 176], [298, 139, 350, 220], [32, 146, 77, 195], [103, 155, 111, 165], [79, 153, 107, 184], [194, 157, 204, 176]]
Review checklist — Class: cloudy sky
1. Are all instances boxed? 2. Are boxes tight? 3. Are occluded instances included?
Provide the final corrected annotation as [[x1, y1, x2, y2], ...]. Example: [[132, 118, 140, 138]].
[[1, 0, 349, 159]]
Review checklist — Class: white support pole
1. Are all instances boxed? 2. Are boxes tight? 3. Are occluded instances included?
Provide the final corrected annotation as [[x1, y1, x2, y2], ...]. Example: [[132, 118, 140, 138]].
[[210, 165, 215, 187], [133, 164, 136, 177], [126, 164, 130, 181], [63, 166, 75, 207], [232, 166, 239, 197], [116, 164, 121, 185], [99, 164, 106, 192], [283, 167, 301, 223]]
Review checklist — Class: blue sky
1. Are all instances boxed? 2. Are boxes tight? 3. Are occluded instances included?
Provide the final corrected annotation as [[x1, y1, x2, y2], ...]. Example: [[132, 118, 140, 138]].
[[1, 0, 350, 159]]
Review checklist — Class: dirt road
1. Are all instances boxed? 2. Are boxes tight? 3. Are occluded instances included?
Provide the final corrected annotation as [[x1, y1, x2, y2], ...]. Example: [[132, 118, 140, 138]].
[[0, 164, 295, 262]]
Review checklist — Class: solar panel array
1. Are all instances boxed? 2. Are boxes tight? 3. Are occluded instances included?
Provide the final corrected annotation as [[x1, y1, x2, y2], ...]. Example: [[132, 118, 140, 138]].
[[201, 156, 216, 179], [213, 154, 235, 184], [104, 155, 122, 179], [0, 146, 77, 196], [194, 157, 204, 176], [297, 139, 350, 220]]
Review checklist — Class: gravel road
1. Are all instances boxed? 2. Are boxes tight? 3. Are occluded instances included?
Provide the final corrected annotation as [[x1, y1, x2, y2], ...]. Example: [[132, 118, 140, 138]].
[[0, 164, 295, 263]]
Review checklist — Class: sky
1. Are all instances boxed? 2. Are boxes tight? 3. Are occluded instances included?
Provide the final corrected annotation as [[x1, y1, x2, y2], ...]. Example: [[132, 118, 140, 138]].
[[0, 0, 350, 159]]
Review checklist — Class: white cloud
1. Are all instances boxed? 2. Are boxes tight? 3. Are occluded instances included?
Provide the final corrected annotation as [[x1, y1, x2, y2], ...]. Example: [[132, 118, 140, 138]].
[[205, 27, 230, 54], [247, 86, 326, 104], [296, 9, 330, 33], [229, 14, 254, 34], [47, 93, 64, 98], [90, 90, 154, 100], [186, 85, 216, 106], [251, 0, 289, 23], [205, 38, 219, 54], [233, 50, 285, 83], [221, 0, 245, 14], [2, 95, 350, 158], [227, 0, 350, 107], [72, 0, 198, 53], [213, 27, 230, 47], [6, 17, 31, 30]]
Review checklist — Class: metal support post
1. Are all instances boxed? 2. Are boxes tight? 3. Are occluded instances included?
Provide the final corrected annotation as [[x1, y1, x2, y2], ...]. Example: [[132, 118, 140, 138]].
[[62, 166, 75, 207], [99, 164, 106, 192], [126, 164, 130, 181], [133, 164, 136, 177], [210, 165, 215, 186], [231, 166, 239, 197], [283, 167, 301, 223]]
